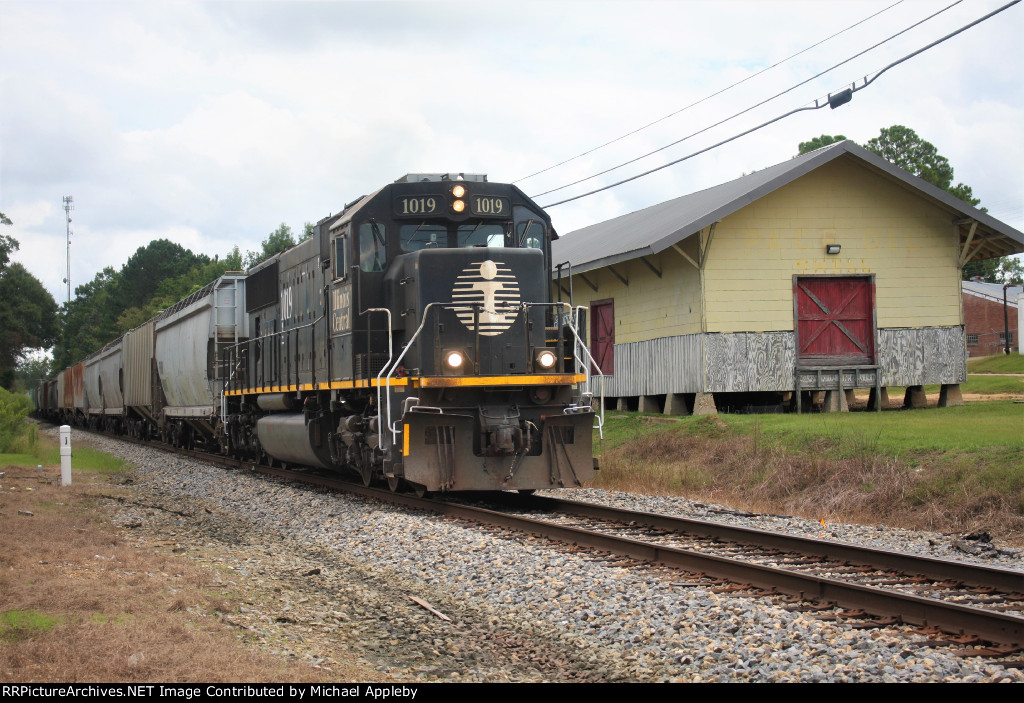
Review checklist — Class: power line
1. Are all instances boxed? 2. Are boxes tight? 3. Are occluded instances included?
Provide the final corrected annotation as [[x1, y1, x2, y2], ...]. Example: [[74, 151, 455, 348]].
[[541, 0, 1021, 209], [513, 0, 908, 185], [858, 0, 1019, 91], [533, 0, 963, 200]]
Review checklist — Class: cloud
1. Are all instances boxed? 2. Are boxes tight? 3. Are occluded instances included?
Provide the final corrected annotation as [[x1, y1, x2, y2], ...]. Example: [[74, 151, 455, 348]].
[[1, 0, 1020, 303], [4, 200, 54, 228]]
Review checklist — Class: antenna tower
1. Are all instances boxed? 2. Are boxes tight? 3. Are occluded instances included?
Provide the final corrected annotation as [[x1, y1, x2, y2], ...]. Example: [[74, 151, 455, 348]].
[[62, 195, 73, 305]]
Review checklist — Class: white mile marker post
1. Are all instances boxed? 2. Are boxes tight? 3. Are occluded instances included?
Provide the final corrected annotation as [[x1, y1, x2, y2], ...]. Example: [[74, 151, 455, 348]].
[[60, 425, 72, 486]]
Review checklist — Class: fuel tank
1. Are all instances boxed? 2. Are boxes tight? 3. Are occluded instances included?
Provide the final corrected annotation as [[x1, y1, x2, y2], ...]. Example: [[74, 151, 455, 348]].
[[256, 413, 334, 469]]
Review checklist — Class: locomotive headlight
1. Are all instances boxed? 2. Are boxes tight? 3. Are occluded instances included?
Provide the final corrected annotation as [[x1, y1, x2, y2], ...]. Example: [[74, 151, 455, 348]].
[[452, 199, 466, 213], [451, 184, 466, 198], [535, 349, 557, 370], [445, 350, 465, 369]]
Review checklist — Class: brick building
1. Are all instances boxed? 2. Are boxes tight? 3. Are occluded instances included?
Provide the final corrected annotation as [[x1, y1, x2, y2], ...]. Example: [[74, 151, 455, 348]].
[[963, 280, 1021, 356]]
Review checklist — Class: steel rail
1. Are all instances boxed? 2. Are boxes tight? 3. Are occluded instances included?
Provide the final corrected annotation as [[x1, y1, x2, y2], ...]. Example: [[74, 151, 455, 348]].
[[432, 502, 1024, 646], [526, 495, 1024, 593]]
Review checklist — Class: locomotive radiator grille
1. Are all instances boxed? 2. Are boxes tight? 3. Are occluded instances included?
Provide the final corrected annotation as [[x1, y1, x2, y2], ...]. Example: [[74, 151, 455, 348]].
[[356, 353, 391, 379]]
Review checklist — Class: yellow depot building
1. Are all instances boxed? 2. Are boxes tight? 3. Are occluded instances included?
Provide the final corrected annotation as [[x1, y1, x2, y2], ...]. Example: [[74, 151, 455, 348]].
[[552, 141, 1023, 414]]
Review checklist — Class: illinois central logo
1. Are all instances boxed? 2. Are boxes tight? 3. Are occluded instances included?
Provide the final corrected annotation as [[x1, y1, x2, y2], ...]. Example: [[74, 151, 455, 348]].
[[451, 260, 520, 336]]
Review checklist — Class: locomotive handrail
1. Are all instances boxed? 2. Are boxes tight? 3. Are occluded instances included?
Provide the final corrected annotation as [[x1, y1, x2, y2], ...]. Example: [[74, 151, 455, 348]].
[[220, 347, 245, 433], [563, 303, 603, 437], [379, 301, 445, 445], [360, 307, 393, 453], [222, 315, 324, 394]]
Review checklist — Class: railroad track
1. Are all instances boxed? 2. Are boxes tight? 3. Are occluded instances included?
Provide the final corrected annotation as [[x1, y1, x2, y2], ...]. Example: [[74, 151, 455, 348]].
[[76, 426, 1024, 657], [240, 460, 1024, 655], [488, 495, 1024, 653]]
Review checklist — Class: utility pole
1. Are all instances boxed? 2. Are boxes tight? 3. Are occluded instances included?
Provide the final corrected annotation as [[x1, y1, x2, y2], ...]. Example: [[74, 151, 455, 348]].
[[62, 195, 73, 305], [1004, 283, 1014, 355]]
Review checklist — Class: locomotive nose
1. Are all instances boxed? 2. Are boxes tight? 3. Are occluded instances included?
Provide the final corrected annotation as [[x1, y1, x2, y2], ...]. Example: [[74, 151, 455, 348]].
[[395, 247, 546, 377]]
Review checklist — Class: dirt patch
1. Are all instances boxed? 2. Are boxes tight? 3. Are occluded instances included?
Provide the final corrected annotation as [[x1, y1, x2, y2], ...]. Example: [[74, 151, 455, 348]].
[[849, 391, 1022, 410], [0, 463, 375, 683]]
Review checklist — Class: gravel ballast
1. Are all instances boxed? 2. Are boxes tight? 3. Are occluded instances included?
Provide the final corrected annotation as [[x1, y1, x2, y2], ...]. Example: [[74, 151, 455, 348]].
[[80, 431, 1024, 683]]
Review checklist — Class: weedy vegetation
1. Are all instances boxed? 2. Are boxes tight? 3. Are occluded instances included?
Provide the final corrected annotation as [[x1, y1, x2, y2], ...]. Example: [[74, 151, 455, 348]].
[[592, 401, 1024, 543], [0, 387, 38, 455]]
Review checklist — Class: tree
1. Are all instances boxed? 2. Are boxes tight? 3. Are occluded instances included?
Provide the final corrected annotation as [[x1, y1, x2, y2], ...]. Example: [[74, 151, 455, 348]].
[[224, 245, 243, 271], [861, 125, 982, 210], [115, 247, 249, 331], [798, 134, 847, 155], [963, 256, 1024, 285], [1000, 258, 1024, 285], [0, 211, 16, 270], [798, 126, 1018, 282], [53, 266, 120, 370], [862, 125, 988, 210], [864, 125, 956, 189], [12, 354, 53, 392], [946, 183, 981, 208], [0, 263, 59, 388], [244, 223, 297, 268], [860, 126, 1020, 282], [0, 213, 59, 387], [53, 239, 245, 367], [0, 385, 32, 452], [115, 239, 208, 306]]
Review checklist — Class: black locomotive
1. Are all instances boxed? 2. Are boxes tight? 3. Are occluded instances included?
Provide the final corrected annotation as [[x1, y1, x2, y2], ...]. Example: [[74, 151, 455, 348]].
[[219, 173, 598, 492]]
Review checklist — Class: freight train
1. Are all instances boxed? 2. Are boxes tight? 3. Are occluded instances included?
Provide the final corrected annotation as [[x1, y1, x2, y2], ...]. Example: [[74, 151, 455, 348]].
[[33, 174, 600, 494]]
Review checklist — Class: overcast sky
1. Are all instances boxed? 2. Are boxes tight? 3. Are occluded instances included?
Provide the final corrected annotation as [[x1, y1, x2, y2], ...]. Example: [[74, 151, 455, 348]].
[[2, 0, 1021, 303]]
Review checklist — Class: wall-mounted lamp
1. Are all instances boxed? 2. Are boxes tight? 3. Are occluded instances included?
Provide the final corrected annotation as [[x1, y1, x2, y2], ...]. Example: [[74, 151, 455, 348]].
[[825, 244, 841, 255]]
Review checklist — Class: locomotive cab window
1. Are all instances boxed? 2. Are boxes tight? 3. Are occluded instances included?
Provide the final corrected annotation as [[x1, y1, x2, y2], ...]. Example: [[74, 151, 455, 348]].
[[332, 231, 349, 280], [457, 222, 506, 248], [515, 206, 545, 249], [400, 221, 509, 251], [359, 222, 386, 272]]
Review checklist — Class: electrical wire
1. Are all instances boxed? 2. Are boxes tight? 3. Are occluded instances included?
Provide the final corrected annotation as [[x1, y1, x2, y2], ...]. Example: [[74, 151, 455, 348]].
[[513, 0, 908, 184], [533, 0, 963, 200], [541, 0, 1021, 209], [541, 103, 821, 208], [858, 0, 1019, 91]]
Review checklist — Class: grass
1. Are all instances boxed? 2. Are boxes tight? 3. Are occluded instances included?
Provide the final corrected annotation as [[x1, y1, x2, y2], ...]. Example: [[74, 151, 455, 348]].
[[592, 401, 1024, 542], [0, 610, 63, 643], [962, 374, 1024, 394], [1, 431, 131, 476], [967, 352, 1024, 374], [750, 401, 1022, 455]]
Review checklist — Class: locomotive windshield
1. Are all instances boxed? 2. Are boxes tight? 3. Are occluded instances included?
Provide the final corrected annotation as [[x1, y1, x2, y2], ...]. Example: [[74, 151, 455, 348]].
[[399, 221, 508, 251]]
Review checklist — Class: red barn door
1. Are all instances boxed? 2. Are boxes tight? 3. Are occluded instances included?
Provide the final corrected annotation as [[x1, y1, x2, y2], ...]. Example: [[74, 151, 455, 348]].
[[590, 299, 615, 374], [795, 276, 875, 365]]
